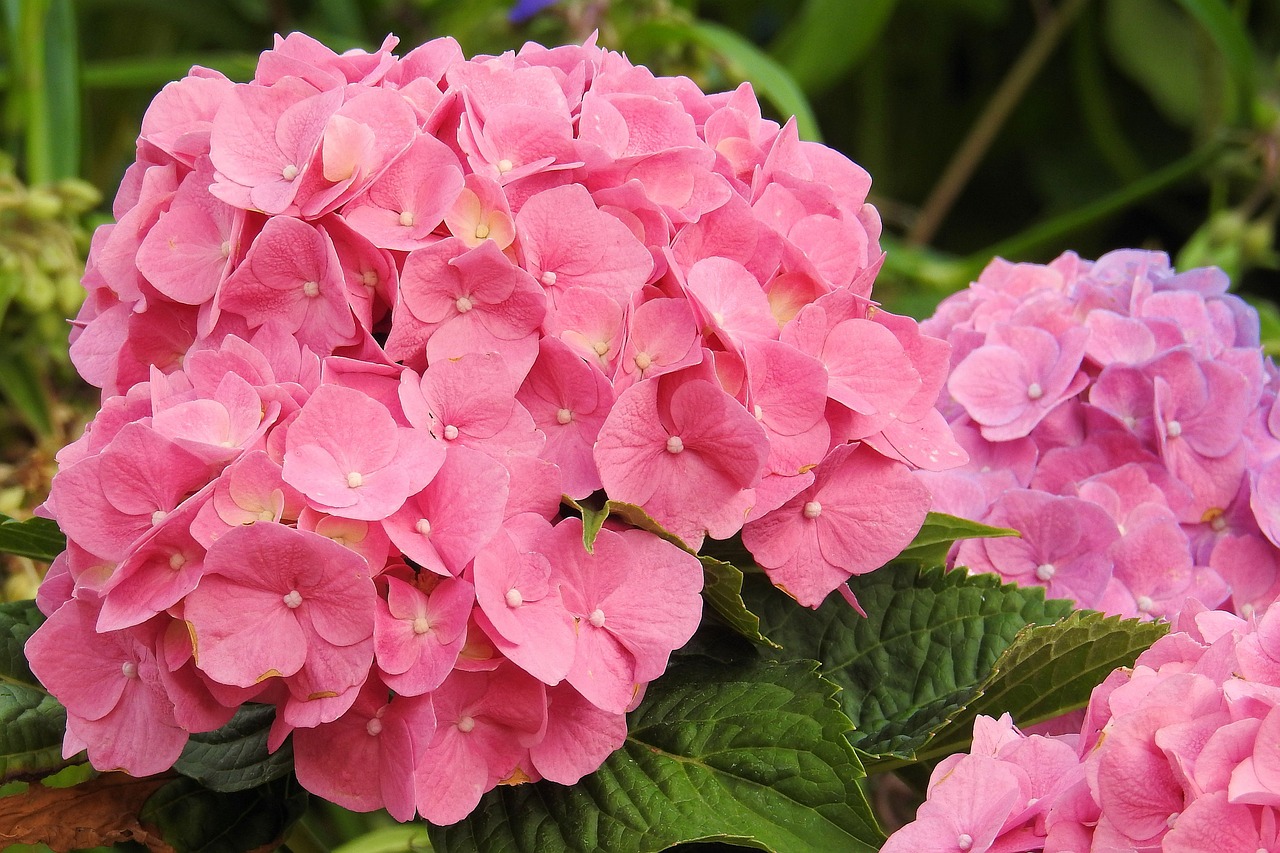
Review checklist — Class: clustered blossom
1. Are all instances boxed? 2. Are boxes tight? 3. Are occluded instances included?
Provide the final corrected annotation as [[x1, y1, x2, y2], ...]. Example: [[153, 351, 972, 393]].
[[884, 601, 1280, 852], [920, 250, 1280, 621], [26, 32, 960, 822]]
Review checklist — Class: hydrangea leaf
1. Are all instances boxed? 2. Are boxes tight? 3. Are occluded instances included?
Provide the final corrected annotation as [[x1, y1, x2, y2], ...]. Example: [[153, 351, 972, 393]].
[[0, 601, 80, 786], [0, 514, 66, 563], [744, 564, 1076, 765], [429, 657, 884, 852], [173, 703, 295, 793], [140, 774, 308, 853], [894, 511, 1018, 566], [568, 498, 775, 647], [912, 609, 1168, 767]]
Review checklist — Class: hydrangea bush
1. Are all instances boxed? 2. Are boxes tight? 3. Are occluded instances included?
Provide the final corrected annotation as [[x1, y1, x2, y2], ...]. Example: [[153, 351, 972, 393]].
[[920, 250, 1280, 622], [885, 601, 1280, 852], [18, 31, 965, 827]]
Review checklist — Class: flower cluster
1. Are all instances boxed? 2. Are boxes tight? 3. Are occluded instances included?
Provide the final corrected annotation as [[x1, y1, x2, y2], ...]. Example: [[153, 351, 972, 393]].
[[884, 601, 1280, 852], [27, 32, 958, 822], [920, 250, 1280, 621]]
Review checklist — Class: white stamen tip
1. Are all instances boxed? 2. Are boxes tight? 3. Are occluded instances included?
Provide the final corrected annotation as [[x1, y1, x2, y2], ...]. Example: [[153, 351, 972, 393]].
[[412, 616, 431, 635], [457, 715, 476, 733], [169, 552, 187, 571], [1166, 420, 1183, 438], [122, 661, 139, 679], [366, 718, 383, 736], [283, 589, 303, 609], [219, 240, 231, 258], [282, 164, 299, 181], [1026, 382, 1043, 400], [151, 510, 168, 525], [302, 280, 320, 298], [752, 404, 764, 419], [1035, 563, 1055, 581], [803, 501, 822, 519], [415, 518, 432, 536], [346, 471, 363, 488], [361, 270, 378, 288], [1137, 595, 1154, 613], [474, 223, 490, 240], [1243, 602, 1257, 619], [634, 352, 653, 371], [506, 588, 523, 608], [665, 435, 684, 454], [258, 508, 275, 521], [588, 608, 606, 628], [497, 158, 514, 173], [957, 834, 973, 851], [455, 295, 474, 313], [398, 210, 414, 227], [556, 408, 573, 425], [592, 341, 610, 356], [443, 424, 459, 441], [540, 270, 557, 286]]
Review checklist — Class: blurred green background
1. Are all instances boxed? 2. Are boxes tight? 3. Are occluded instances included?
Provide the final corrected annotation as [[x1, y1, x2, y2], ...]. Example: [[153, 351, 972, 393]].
[[1, 0, 1278, 529]]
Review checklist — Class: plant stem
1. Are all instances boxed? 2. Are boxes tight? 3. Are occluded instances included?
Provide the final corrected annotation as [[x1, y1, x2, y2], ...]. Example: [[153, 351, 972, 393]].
[[906, 0, 1091, 247]]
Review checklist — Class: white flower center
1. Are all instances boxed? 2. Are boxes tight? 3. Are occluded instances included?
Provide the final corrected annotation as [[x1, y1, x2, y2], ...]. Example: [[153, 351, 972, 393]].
[[346, 471, 363, 488], [362, 270, 379, 288], [412, 616, 431, 635], [282, 164, 299, 181], [1026, 382, 1043, 400], [169, 552, 186, 571], [283, 589, 303, 609], [302, 280, 320, 298], [399, 210, 414, 227], [588, 608, 606, 628], [1036, 563, 1055, 581], [497, 158, 514, 173], [1137, 595, 1154, 613], [592, 340, 610, 356], [634, 352, 653, 371], [151, 510, 168, 525], [455, 295, 474, 313], [1243, 602, 1257, 619], [474, 223, 490, 240], [258, 508, 275, 521], [540, 270, 557, 286], [957, 835, 973, 851], [415, 518, 432, 536], [443, 424, 459, 441], [506, 588, 523, 608], [220, 240, 231, 258], [457, 715, 476, 733], [366, 718, 383, 736], [803, 501, 822, 520], [121, 661, 139, 679], [665, 435, 684, 454], [1166, 419, 1183, 438], [556, 408, 573, 425]]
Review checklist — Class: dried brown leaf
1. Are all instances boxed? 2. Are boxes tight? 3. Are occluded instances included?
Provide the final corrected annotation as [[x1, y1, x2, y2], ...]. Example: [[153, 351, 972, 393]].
[[0, 772, 173, 852]]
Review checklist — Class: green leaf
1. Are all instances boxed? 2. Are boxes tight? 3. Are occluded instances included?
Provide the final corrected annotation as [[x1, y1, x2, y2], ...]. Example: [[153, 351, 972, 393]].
[[430, 658, 884, 852], [0, 598, 45, 687], [0, 600, 76, 786], [896, 511, 1018, 566], [769, 0, 899, 96], [1171, 0, 1258, 126], [745, 564, 1074, 763], [916, 609, 1167, 766], [0, 514, 65, 563], [140, 774, 309, 853], [1103, 0, 1207, 129], [698, 553, 777, 649], [333, 826, 432, 853], [3, 0, 80, 183], [0, 684, 71, 784], [173, 704, 295, 793]]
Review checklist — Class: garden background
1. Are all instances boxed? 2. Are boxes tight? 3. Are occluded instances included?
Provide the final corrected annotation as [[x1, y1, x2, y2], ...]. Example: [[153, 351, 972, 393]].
[[1, 0, 1278, 848]]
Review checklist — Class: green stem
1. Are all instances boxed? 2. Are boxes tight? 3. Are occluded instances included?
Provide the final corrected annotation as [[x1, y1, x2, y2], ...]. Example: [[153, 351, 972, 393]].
[[963, 141, 1223, 271], [906, 0, 1091, 247], [285, 815, 333, 853]]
